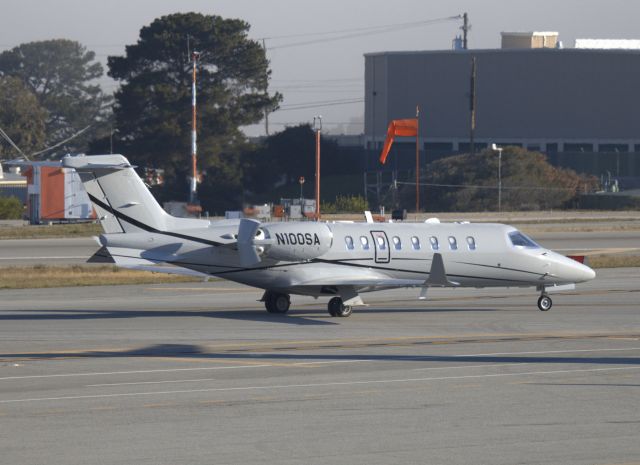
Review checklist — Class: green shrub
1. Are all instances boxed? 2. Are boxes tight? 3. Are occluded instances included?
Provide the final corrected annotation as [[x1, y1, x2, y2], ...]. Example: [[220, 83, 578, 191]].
[[322, 195, 369, 213], [0, 196, 23, 219]]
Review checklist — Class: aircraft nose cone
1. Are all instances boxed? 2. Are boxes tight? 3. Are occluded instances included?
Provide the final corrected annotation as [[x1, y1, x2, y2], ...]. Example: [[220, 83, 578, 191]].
[[562, 259, 596, 283], [581, 264, 596, 281]]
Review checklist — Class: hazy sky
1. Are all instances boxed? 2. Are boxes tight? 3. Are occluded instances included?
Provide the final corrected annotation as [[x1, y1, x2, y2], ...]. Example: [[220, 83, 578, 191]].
[[1, 0, 638, 136]]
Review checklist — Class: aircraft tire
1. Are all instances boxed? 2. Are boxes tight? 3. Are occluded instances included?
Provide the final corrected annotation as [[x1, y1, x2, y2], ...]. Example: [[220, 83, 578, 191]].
[[327, 297, 341, 317], [265, 292, 290, 314], [328, 297, 352, 317], [336, 305, 353, 317], [537, 295, 552, 311]]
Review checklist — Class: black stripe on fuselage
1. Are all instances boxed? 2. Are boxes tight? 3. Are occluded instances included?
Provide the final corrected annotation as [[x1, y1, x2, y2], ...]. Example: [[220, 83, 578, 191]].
[[88, 193, 223, 247], [453, 260, 543, 277], [110, 249, 536, 285], [203, 257, 537, 284]]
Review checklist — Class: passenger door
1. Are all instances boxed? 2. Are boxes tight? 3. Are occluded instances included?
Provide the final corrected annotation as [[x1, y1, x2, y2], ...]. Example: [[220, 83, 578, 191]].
[[370, 230, 390, 263]]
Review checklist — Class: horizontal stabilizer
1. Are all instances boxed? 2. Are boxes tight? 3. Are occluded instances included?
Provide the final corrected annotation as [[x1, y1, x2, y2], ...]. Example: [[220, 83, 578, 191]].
[[90, 245, 208, 277], [115, 262, 209, 277]]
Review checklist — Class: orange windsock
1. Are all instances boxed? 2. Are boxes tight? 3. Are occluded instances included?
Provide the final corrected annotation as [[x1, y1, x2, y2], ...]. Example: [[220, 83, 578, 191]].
[[379, 118, 418, 164]]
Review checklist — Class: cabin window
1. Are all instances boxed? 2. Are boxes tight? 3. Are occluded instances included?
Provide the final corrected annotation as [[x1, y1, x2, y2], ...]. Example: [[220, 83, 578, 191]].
[[376, 235, 386, 250], [411, 236, 420, 250], [508, 231, 540, 248], [429, 236, 439, 251], [466, 236, 476, 250], [448, 236, 458, 250], [345, 236, 354, 250], [360, 236, 370, 250], [392, 236, 402, 250]]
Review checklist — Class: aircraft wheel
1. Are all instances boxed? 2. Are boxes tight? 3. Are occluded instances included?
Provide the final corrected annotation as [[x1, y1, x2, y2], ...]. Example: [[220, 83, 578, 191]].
[[327, 297, 341, 317], [328, 297, 352, 318], [537, 295, 552, 312], [265, 292, 290, 314], [336, 305, 353, 317]]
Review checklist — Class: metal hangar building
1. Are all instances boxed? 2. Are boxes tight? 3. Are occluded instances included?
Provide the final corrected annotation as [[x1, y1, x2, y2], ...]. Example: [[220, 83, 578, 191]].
[[364, 35, 640, 160]]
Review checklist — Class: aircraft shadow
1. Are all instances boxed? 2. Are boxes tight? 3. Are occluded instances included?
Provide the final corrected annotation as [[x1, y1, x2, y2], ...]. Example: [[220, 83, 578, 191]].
[[0, 305, 504, 324], [1, 343, 638, 367], [292, 307, 501, 315], [0, 308, 336, 326]]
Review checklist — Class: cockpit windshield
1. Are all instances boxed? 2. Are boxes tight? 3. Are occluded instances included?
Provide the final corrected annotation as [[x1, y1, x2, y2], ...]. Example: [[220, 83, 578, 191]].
[[508, 231, 540, 248]]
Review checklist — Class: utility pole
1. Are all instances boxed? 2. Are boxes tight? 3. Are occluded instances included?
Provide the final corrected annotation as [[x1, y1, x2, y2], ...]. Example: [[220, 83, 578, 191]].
[[415, 105, 420, 213], [492, 144, 503, 212], [461, 12, 470, 50], [469, 56, 477, 156], [262, 39, 270, 136], [313, 116, 322, 220], [189, 50, 201, 208]]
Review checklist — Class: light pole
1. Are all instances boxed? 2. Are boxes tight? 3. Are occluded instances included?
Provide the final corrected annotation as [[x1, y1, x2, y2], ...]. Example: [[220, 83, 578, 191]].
[[313, 116, 322, 220], [299, 176, 305, 202], [109, 127, 118, 154], [491, 143, 504, 212]]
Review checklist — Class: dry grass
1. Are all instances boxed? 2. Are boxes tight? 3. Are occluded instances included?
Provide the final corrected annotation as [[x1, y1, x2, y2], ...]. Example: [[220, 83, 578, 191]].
[[588, 255, 640, 269], [0, 265, 200, 289], [0, 223, 103, 239]]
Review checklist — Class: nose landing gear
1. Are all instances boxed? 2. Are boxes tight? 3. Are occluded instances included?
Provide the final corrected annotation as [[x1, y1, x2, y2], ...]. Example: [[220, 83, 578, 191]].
[[537, 294, 552, 311]]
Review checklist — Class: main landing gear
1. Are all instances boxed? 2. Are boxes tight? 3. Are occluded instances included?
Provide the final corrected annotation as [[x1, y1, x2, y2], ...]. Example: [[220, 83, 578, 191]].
[[261, 291, 357, 317], [327, 297, 353, 318], [263, 291, 290, 314], [537, 294, 552, 311]]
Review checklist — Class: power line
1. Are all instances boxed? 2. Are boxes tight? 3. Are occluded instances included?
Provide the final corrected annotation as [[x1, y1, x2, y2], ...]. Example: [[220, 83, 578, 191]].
[[268, 15, 461, 50], [395, 181, 577, 191], [262, 15, 461, 42], [276, 98, 364, 112], [271, 77, 361, 83], [0, 126, 29, 160], [30, 124, 93, 158]]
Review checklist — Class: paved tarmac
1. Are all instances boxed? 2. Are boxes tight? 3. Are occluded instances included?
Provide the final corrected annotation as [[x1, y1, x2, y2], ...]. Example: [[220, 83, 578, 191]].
[[0, 237, 98, 266], [0, 268, 638, 464], [0, 229, 638, 267]]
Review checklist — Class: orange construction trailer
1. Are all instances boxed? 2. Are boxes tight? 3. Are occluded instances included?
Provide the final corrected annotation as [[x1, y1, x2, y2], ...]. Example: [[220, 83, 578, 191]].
[[23, 163, 96, 224]]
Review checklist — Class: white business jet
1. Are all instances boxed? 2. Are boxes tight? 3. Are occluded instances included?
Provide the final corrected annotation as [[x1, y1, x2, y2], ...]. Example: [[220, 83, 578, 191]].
[[63, 154, 595, 317]]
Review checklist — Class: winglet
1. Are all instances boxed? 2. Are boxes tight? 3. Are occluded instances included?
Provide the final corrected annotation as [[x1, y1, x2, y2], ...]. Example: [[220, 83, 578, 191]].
[[426, 253, 456, 286], [420, 253, 459, 298], [364, 211, 374, 224]]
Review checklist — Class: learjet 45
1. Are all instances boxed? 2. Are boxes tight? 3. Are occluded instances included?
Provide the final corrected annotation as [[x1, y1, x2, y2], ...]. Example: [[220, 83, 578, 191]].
[[63, 154, 595, 317]]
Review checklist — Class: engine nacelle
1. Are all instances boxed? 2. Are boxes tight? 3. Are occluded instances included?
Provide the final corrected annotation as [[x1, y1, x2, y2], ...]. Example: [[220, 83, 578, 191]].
[[259, 223, 333, 261]]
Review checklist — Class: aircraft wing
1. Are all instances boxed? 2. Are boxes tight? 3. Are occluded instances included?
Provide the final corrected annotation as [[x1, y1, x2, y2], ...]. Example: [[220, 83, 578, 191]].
[[288, 265, 424, 289]]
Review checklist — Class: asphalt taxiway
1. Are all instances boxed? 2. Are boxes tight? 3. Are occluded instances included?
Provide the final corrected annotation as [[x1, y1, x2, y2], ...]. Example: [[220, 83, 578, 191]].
[[0, 267, 639, 464]]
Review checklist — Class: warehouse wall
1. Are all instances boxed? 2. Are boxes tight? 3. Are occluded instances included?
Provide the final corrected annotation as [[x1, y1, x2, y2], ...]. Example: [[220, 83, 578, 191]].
[[365, 49, 640, 148]]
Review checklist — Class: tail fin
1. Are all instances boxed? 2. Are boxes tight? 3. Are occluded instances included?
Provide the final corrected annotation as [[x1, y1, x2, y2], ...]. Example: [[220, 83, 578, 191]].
[[63, 154, 173, 234]]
